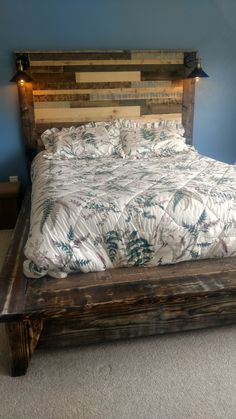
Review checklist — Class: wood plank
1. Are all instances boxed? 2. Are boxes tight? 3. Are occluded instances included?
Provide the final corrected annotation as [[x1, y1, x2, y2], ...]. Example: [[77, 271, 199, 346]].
[[32, 73, 75, 82], [76, 71, 141, 83], [24, 50, 186, 63], [16, 49, 188, 55], [34, 95, 90, 103], [31, 58, 184, 67], [63, 64, 185, 74], [182, 79, 195, 145], [6, 319, 42, 376], [135, 113, 182, 122], [39, 312, 236, 349], [6, 321, 31, 376], [27, 256, 236, 296], [32, 81, 182, 91], [27, 51, 132, 61], [69, 99, 182, 111], [141, 103, 182, 115], [30, 66, 64, 73], [90, 89, 182, 101], [142, 65, 185, 80], [131, 51, 184, 62], [34, 98, 182, 109], [0, 191, 30, 318], [33, 82, 132, 91], [69, 100, 145, 109], [33, 86, 183, 97], [34, 101, 71, 109], [25, 266, 236, 320], [182, 52, 197, 145], [39, 101, 183, 116], [35, 100, 165, 111], [18, 83, 37, 151], [131, 80, 183, 88], [34, 106, 141, 123]]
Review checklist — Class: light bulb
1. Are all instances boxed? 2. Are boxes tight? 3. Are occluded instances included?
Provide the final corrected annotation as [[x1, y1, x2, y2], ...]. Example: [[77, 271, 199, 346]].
[[195, 77, 200, 82]]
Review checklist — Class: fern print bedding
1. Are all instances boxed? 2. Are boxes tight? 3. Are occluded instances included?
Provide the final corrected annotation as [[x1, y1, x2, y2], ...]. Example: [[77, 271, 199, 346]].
[[24, 151, 236, 278]]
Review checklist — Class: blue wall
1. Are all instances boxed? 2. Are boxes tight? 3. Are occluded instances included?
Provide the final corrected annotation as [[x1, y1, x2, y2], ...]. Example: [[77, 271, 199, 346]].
[[1, 0, 236, 187]]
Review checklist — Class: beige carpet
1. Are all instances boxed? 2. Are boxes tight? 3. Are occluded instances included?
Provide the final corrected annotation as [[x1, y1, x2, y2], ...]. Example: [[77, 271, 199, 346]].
[[1, 231, 236, 419]]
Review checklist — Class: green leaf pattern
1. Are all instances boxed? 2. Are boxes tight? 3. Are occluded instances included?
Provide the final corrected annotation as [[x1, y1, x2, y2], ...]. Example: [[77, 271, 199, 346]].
[[40, 198, 55, 233], [105, 230, 122, 262], [24, 150, 236, 278], [126, 231, 153, 266]]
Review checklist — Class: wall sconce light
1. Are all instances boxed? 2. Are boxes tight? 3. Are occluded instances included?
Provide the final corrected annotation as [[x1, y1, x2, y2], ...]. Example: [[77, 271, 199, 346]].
[[10, 54, 33, 86], [184, 54, 209, 82]]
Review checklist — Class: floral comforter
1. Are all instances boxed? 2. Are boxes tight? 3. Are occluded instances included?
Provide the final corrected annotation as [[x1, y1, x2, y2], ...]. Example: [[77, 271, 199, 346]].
[[24, 151, 236, 278]]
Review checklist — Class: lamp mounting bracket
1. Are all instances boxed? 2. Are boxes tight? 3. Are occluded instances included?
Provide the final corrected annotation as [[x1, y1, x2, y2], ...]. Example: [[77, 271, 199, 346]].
[[16, 54, 30, 71], [184, 54, 197, 69]]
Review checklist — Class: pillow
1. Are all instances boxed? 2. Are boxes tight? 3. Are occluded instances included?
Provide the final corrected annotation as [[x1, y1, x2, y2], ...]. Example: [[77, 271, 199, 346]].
[[43, 125, 121, 159], [116, 118, 185, 137], [41, 120, 121, 156], [120, 127, 189, 159], [41, 121, 121, 159], [41, 127, 60, 152]]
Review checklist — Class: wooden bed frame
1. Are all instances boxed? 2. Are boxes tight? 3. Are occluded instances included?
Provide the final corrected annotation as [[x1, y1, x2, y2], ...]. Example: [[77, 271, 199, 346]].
[[2, 50, 236, 377]]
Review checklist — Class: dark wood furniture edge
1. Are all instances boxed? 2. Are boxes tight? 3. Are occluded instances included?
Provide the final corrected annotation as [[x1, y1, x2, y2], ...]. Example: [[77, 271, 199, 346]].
[[0, 190, 31, 318], [0, 190, 37, 376], [5, 319, 43, 376], [183, 51, 196, 145], [2, 190, 236, 375]]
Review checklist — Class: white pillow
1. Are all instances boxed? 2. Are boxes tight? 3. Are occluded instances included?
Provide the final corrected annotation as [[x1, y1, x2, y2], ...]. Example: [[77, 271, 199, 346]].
[[116, 118, 185, 137], [120, 127, 189, 159], [41, 121, 121, 159]]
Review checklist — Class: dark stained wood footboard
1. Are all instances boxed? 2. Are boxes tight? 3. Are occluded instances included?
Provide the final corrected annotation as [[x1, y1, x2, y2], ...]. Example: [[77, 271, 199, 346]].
[[2, 190, 236, 375]]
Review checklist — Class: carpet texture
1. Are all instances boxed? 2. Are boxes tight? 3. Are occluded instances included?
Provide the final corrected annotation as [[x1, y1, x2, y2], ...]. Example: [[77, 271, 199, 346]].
[[1, 230, 236, 419]]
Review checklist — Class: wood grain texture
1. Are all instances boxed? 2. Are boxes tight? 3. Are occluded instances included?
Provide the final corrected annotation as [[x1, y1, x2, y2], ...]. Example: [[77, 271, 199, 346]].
[[0, 191, 30, 319], [6, 319, 42, 376], [27, 50, 132, 61], [183, 78, 196, 144], [18, 83, 37, 152], [33, 81, 133, 91], [34, 101, 71, 109], [134, 113, 182, 121], [13, 49, 196, 150], [34, 106, 141, 123], [28, 50, 183, 64], [33, 81, 182, 92], [131, 51, 184, 61], [182, 51, 196, 144], [76, 71, 141, 83], [33, 85, 183, 96], [31, 58, 184, 67]]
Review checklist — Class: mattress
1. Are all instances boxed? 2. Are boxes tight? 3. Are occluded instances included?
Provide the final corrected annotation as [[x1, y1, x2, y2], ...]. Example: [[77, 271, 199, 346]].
[[24, 151, 236, 278]]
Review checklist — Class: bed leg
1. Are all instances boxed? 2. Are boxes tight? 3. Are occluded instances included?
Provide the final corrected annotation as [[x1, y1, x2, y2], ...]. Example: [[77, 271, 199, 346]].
[[5, 319, 43, 377]]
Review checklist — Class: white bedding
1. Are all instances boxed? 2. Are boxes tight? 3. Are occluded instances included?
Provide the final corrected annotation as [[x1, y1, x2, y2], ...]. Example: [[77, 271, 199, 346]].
[[24, 150, 236, 278]]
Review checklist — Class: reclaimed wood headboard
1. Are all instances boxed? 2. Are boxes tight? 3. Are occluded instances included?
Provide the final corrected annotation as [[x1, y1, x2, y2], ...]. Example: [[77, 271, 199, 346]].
[[14, 49, 196, 155]]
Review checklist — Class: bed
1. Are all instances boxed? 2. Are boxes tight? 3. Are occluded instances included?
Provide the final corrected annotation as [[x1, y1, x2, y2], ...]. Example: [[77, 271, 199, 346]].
[[2, 50, 236, 377]]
